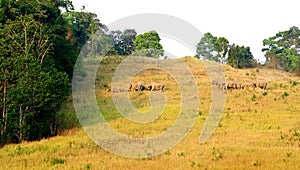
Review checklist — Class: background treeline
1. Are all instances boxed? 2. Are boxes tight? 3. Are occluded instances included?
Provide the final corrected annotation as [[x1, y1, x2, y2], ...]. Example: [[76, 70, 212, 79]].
[[195, 27, 300, 72], [195, 33, 258, 68]]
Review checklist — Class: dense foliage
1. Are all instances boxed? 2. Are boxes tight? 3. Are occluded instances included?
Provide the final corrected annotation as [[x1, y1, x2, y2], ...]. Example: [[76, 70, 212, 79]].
[[262, 26, 300, 73], [0, 0, 103, 145], [196, 32, 256, 68], [195, 33, 217, 61], [133, 30, 164, 58], [228, 44, 256, 68], [108, 29, 137, 56]]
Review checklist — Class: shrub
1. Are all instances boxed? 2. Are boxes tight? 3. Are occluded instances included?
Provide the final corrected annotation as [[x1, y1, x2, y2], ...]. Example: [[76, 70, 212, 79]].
[[282, 91, 289, 98], [253, 160, 261, 167], [50, 158, 65, 165], [291, 81, 298, 87], [251, 94, 257, 101]]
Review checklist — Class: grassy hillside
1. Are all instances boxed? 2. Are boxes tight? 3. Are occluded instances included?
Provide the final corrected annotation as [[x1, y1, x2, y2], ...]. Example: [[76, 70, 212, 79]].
[[1, 56, 300, 170]]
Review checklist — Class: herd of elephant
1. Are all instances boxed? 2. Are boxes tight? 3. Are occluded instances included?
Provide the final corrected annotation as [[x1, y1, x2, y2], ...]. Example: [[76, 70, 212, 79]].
[[214, 80, 268, 90], [107, 81, 165, 93], [106, 80, 267, 93]]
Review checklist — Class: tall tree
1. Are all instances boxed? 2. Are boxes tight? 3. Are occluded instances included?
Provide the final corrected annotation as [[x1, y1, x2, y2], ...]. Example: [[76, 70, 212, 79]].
[[228, 44, 241, 68], [262, 26, 300, 71], [133, 30, 164, 58], [62, 10, 107, 58], [228, 44, 256, 68], [214, 37, 229, 64], [0, 0, 81, 145], [0, 14, 70, 144], [195, 32, 217, 61], [108, 29, 137, 56], [121, 29, 137, 55]]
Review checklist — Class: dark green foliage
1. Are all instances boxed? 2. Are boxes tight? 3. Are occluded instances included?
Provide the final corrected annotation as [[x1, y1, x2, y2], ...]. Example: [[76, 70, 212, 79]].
[[50, 158, 65, 165], [214, 37, 229, 64], [62, 10, 107, 51], [0, 0, 103, 145], [195, 33, 229, 64], [282, 91, 289, 98], [262, 26, 300, 72], [85, 163, 91, 169], [251, 94, 257, 101], [133, 30, 164, 58], [0, 13, 70, 144], [211, 147, 223, 161], [228, 44, 257, 68], [290, 81, 298, 87], [109, 29, 137, 56]]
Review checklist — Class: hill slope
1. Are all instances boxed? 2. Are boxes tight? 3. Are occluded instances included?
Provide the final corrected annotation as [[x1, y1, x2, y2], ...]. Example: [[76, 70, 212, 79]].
[[1, 56, 300, 170]]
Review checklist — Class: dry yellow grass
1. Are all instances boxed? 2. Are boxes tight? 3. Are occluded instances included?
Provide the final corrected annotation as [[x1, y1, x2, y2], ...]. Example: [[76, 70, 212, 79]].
[[1, 56, 300, 170]]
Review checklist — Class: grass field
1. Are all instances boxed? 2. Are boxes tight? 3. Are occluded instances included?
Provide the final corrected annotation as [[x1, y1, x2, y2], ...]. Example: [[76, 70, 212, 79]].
[[1, 56, 300, 169]]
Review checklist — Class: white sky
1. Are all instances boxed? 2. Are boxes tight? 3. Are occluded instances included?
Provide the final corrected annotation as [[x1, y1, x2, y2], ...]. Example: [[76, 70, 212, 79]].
[[72, 0, 300, 62]]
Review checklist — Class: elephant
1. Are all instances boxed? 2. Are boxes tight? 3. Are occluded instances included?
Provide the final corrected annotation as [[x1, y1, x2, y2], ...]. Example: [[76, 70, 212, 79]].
[[147, 81, 165, 91], [253, 81, 268, 90], [128, 82, 146, 91]]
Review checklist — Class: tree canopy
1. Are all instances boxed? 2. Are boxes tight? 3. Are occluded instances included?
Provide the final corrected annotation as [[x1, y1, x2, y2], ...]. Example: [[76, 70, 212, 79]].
[[195, 32, 217, 61], [133, 31, 164, 58], [0, 0, 104, 145], [262, 26, 300, 72], [195, 32, 256, 68], [228, 44, 256, 68], [109, 29, 137, 56]]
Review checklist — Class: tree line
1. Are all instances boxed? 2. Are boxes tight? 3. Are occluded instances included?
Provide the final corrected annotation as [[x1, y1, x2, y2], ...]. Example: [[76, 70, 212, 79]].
[[195, 26, 300, 72], [195, 33, 257, 68]]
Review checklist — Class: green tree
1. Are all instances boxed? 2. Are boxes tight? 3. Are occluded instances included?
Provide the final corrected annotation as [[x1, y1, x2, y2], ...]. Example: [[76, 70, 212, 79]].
[[214, 37, 229, 64], [109, 29, 137, 56], [195, 32, 217, 61], [228, 44, 256, 68], [0, 14, 70, 143], [0, 0, 77, 145], [109, 30, 123, 55], [239, 46, 256, 68], [97, 34, 115, 56], [228, 44, 241, 68], [133, 31, 164, 58], [262, 26, 300, 71], [63, 10, 107, 58], [121, 29, 137, 55]]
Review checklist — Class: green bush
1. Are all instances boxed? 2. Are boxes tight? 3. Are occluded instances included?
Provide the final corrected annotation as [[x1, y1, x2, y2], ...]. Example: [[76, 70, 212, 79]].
[[50, 158, 65, 165]]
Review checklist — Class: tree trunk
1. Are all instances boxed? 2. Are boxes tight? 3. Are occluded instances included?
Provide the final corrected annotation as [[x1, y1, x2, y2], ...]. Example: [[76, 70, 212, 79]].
[[1, 81, 7, 137], [19, 104, 24, 143]]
